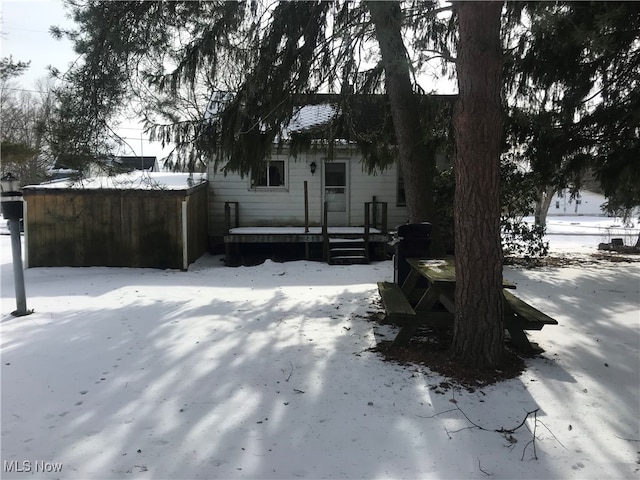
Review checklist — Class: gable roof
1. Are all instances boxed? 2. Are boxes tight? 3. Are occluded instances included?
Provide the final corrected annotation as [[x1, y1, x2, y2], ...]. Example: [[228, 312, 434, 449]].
[[204, 92, 339, 137], [204, 92, 455, 141], [286, 103, 339, 135], [201, 92, 456, 172]]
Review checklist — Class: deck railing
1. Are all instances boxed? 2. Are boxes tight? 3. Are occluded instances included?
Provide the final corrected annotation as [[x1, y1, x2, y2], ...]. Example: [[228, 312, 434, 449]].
[[224, 201, 239, 233], [365, 198, 388, 234], [320, 200, 389, 263], [364, 203, 371, 262], [323, 201, 329, 261]]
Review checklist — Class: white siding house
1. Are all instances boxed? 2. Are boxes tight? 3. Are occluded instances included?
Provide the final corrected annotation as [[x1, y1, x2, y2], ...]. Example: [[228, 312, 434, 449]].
[[207, 145, 411, 244], [203, 96, 452, 261], [548, 189, 607, 216]]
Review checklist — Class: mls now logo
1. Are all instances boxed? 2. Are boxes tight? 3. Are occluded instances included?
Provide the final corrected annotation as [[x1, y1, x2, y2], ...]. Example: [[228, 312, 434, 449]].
[[3, 460, 63, 473]]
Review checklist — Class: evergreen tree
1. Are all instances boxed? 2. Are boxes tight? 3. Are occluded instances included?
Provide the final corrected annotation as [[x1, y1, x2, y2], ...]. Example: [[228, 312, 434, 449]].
[[451, 1, 504, 369], [505, 2, 640, 224], [58, 0, 451, 247]]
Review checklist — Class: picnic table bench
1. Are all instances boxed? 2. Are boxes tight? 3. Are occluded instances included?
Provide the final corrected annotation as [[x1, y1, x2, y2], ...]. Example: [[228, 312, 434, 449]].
[[377, 257, 558, 352]]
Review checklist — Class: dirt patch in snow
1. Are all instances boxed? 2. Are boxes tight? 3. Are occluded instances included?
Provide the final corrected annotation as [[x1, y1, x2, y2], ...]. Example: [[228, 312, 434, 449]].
[[367, 314, 527, 391]]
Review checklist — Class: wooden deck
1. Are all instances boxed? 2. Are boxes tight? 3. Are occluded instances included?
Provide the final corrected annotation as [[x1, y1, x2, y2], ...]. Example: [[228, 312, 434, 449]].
[[223, 226, 391, 265], [224, 226, 389, 243], [222, 200, 390, 265]]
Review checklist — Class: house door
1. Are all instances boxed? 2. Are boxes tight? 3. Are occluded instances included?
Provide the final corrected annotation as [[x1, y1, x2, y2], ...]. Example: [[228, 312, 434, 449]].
[[323, 161, 349, 226]]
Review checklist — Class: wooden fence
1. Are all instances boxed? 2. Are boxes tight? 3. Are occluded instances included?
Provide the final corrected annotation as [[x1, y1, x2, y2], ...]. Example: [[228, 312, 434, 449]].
[[22, 183, 208, 270]]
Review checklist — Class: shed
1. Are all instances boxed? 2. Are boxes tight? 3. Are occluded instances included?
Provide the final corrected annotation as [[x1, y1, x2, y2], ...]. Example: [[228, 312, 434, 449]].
[[22, 172, 208, 270]]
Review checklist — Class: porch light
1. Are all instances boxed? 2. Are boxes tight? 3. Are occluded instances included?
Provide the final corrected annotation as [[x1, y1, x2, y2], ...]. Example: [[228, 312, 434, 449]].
[[310, 162, 317, 175], [1, 172, 20, 194], [1, 172, 23, 221]]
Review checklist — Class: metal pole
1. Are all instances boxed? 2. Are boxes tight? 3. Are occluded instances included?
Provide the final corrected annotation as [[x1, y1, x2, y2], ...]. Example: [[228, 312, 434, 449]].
[[8, 219, 28, 316]]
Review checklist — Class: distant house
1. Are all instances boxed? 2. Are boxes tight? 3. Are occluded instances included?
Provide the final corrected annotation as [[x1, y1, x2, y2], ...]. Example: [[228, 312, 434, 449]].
[[113, 156, 159, 173], [47, 166, 79, 181], [48, 156, 159, 181], [548, 189, 607, 216]]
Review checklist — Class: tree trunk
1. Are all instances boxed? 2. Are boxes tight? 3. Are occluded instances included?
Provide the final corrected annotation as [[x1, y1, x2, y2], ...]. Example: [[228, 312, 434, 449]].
[[367, 1, 444, 256], [534, 186, 555, 228], [451, 1, 504, 370]]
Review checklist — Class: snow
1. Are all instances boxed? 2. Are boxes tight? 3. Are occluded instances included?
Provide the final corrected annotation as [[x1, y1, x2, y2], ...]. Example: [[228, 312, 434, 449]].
[[204, 93, 337, 138], [286, 104, 338, 134], [524, 215, 640, 254], [1, 217, 639, 479], [25, 172, 207, 191]]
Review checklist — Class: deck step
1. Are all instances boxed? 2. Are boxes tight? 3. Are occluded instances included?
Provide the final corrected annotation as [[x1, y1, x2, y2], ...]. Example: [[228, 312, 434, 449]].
[[330, 247, 367, 254], [328, 237, 365, 243], [327, 237, 369, 265], [330, 256, 369, 265]]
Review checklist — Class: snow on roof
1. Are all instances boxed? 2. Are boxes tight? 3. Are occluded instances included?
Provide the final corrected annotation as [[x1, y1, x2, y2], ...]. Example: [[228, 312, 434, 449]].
[[203, 92, 338, 136], [286, 103, 338, 134], [203, 91, 233, 121], [25, 171, 207, 191]]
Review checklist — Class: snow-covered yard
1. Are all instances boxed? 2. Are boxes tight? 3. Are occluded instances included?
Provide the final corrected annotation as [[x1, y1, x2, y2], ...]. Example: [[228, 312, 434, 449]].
[[1, 217, 639, 479]]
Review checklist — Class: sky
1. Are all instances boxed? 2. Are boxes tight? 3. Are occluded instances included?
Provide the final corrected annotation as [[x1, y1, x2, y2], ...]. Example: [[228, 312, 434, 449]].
[[1, 0, 458, 167], [1, 0, 75, 87], [1, 216, 639, 479], [0, 0, 173, 160]]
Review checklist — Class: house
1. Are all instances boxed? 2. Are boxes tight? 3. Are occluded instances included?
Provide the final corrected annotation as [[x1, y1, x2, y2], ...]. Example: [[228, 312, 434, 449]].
[[548, 189, 607, 216], [113, 156, 159, 173], [48, 156, 159, 181], [205, 95, 453, 264]]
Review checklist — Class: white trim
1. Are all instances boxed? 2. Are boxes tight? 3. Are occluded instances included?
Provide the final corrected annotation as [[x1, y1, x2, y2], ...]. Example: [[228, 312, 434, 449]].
[[322, 159, 350, 226]]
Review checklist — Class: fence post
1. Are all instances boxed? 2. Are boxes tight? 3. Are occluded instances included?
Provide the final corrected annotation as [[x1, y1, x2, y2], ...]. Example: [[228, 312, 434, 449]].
[[372, 196, 378, 229], [323, 201, 329, 262], [182, 200, 188, 270], [381, 202, 388, 234], [364, 202, 370, 262]]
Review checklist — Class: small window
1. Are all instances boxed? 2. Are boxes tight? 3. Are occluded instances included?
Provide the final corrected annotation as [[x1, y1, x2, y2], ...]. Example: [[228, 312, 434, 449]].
[[251, 160, 285, 188], [556, 201, 560, 209]]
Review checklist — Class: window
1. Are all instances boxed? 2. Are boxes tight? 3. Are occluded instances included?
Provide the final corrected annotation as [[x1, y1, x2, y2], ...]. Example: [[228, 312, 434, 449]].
[[251, 160, 285, 188]]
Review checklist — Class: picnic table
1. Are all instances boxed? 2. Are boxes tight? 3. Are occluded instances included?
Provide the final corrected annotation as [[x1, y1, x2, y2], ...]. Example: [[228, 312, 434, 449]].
[[377, 257, 558, 352]]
